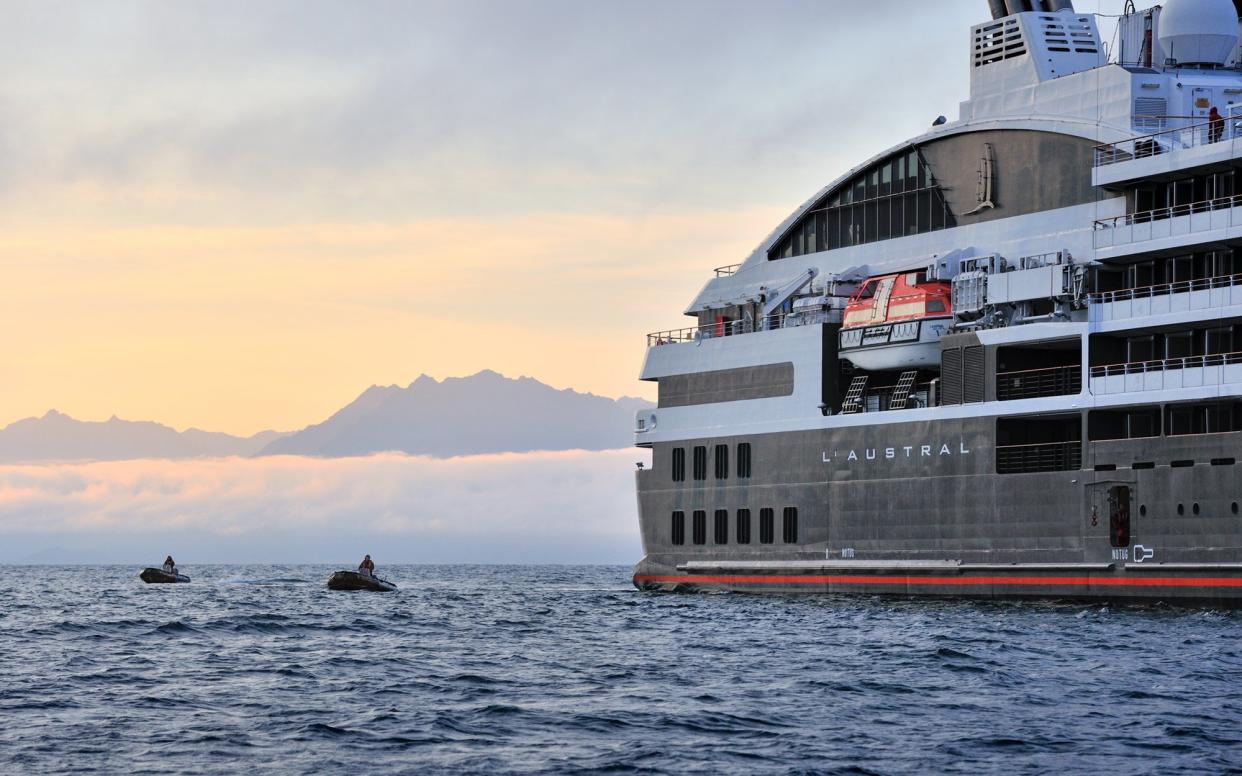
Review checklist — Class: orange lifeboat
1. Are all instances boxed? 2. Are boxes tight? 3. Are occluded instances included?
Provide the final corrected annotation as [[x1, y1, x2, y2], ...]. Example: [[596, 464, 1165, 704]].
[[838, 271, 952, 371]]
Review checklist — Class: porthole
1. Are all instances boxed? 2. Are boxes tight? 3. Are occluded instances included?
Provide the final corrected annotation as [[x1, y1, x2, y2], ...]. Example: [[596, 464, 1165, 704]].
[[1233, 502, 1239, 515], [1177, 503, 1185, 516], [1193, 503, 1201, 516], [1139, 504, 1147, 517]]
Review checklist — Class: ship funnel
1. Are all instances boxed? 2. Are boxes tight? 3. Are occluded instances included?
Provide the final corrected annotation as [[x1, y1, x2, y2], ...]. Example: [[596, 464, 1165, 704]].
[[1158, 0, 1240, 67], [989, 0, 1073, 19]]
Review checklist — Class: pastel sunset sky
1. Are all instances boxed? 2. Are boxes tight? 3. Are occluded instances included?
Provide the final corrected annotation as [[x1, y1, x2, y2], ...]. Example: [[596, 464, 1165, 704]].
[[0, 0, 1136, 436]]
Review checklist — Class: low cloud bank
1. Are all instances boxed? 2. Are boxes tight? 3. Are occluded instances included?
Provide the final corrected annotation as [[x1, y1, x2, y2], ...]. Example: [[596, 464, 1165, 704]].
[[0, 449, 647, 564]]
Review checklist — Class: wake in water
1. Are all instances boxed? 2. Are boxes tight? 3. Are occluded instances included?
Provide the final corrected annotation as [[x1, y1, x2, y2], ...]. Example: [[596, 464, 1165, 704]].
[[221, 576, 311, 586]]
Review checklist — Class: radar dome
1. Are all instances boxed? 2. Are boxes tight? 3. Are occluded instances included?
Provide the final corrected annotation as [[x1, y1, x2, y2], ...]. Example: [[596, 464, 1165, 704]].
[[1158, 0, 1240, 67]]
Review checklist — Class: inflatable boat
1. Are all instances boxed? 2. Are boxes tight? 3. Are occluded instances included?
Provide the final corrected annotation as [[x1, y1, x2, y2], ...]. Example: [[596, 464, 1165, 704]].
[[140, 567, 190, 584], [327, 570, 396, 592]]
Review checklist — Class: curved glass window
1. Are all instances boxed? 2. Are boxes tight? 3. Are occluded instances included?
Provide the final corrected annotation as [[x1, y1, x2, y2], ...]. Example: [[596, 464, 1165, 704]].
[[769, 148, 955, 260]]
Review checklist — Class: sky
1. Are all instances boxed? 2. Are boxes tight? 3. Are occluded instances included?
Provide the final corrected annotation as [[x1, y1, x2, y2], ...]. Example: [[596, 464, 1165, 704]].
[[0, 0, 1020, 436]]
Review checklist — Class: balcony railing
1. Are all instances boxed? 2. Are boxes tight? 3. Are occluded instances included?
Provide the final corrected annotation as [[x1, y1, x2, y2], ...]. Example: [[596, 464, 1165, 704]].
[[1088, 273, 1242, 323], [1094, 193, 1242, 250], [1094, 111, 1241, 168], [996, 365, 1081, 401], [1090, 350, 1242, 379], [1089, 272, 1242, 305], [996, 441, 1082, 474], [714, 263, 742, 277]]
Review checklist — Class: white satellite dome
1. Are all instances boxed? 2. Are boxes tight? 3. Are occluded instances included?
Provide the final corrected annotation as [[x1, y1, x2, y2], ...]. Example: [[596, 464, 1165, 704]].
[[1158, 0, 1240, 67]]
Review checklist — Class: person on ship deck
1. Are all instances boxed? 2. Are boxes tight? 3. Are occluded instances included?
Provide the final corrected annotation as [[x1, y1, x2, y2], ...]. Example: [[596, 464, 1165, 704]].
[[1209, 107, 1225, 144], [162, 555, 177, 575], [358, 554, 376, 576]]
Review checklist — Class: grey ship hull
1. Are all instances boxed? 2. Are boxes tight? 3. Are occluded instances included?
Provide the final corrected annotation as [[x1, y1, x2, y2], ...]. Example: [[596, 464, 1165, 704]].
[[633, 416, 1242, 603]]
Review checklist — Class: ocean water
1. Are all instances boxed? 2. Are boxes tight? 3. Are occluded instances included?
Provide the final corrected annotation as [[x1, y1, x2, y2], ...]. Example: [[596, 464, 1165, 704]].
[[1, 565, 1240, 774]]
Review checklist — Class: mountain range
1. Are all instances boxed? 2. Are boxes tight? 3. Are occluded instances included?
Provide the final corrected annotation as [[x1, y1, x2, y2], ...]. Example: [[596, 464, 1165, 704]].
[[0, 371, 651, 463], [0, 411, 285, 463]]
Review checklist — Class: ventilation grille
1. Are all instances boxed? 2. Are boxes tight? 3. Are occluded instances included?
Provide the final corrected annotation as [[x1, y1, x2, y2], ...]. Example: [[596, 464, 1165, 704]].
[[1038, 16, 1099, 54], [941, 349, 964, 406], [964, 346, 986, 404], [1134, 97, 1168, 131], [974, 18, 1026, 68]]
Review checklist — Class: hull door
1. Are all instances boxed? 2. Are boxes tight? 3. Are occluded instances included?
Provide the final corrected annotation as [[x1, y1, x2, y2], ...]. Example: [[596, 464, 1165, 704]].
[[1084, 476, 1140, 567]]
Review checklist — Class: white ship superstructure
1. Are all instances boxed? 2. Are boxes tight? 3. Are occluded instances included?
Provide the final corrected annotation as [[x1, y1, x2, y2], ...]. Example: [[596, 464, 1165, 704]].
[[632, 0, 1242, 602]]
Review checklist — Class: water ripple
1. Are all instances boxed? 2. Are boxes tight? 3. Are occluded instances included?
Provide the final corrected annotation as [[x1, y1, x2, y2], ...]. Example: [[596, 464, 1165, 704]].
[[1, 564, 1241, 774]]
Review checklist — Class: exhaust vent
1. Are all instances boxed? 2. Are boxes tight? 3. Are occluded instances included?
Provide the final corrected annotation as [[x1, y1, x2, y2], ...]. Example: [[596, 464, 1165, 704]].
[[1038, 15, 1099, 54], [974, 17, 1027, 67]]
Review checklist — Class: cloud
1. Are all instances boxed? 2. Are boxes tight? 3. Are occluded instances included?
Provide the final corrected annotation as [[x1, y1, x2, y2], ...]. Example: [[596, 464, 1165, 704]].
[[0, 0, 982, 219], [0, 449, 649, 564]]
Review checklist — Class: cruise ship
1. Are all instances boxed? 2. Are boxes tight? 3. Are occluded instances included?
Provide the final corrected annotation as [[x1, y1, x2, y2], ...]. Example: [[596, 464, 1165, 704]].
[[631, 0, 1242, 602]]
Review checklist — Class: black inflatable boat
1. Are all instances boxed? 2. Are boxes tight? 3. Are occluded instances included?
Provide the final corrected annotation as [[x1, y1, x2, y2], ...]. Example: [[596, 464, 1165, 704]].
[[140, 567, 190, 583], [327, 570, 396, 592]]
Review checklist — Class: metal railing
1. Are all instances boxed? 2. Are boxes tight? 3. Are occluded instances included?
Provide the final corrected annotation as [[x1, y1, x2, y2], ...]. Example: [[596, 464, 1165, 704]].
[[996, 441, 1082, 474], [996, 365, 1081, 401], [1094, 112, 1241, 168], [1090, 350, 1242, 379], [647, 313, 789, 348], [714, 263, 742, 277], [1089, 272, 1242, 305], [1094, 193, 1242, 250]]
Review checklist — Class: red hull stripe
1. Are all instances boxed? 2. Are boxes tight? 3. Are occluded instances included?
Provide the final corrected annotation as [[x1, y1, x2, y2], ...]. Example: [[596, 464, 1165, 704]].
[[634, 574, 1242, 589]]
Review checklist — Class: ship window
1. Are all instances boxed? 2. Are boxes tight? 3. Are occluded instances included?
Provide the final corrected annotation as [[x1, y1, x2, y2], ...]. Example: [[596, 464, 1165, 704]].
[[693, 446, 707, 480], [1139, 504, 1147, 517], [1205, 327, 1233, 356], [927, 299, 946, 313], [714, 509, 728, 544], [692, 510, 707, 545], [1193, 502, 1201, 516], [759, 508, 775, 544], [1233, 502, 1239, 515], [1177, 503, 1185, 516], [782, 507, 799, 544], [1167, 401, 1242, 436], [1126, 336, 1156, 363], [1166, 331, 1193, 359], [737, 443, 752, 478], [767, 148, 955, 260], [1126, 261, 1155, 290], [671, 511, 685, 545], [672, 448, 686, 482], [714, 444, 729, 480], [736, 509, 751, 544], [1089, 408, 1160, 441]]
